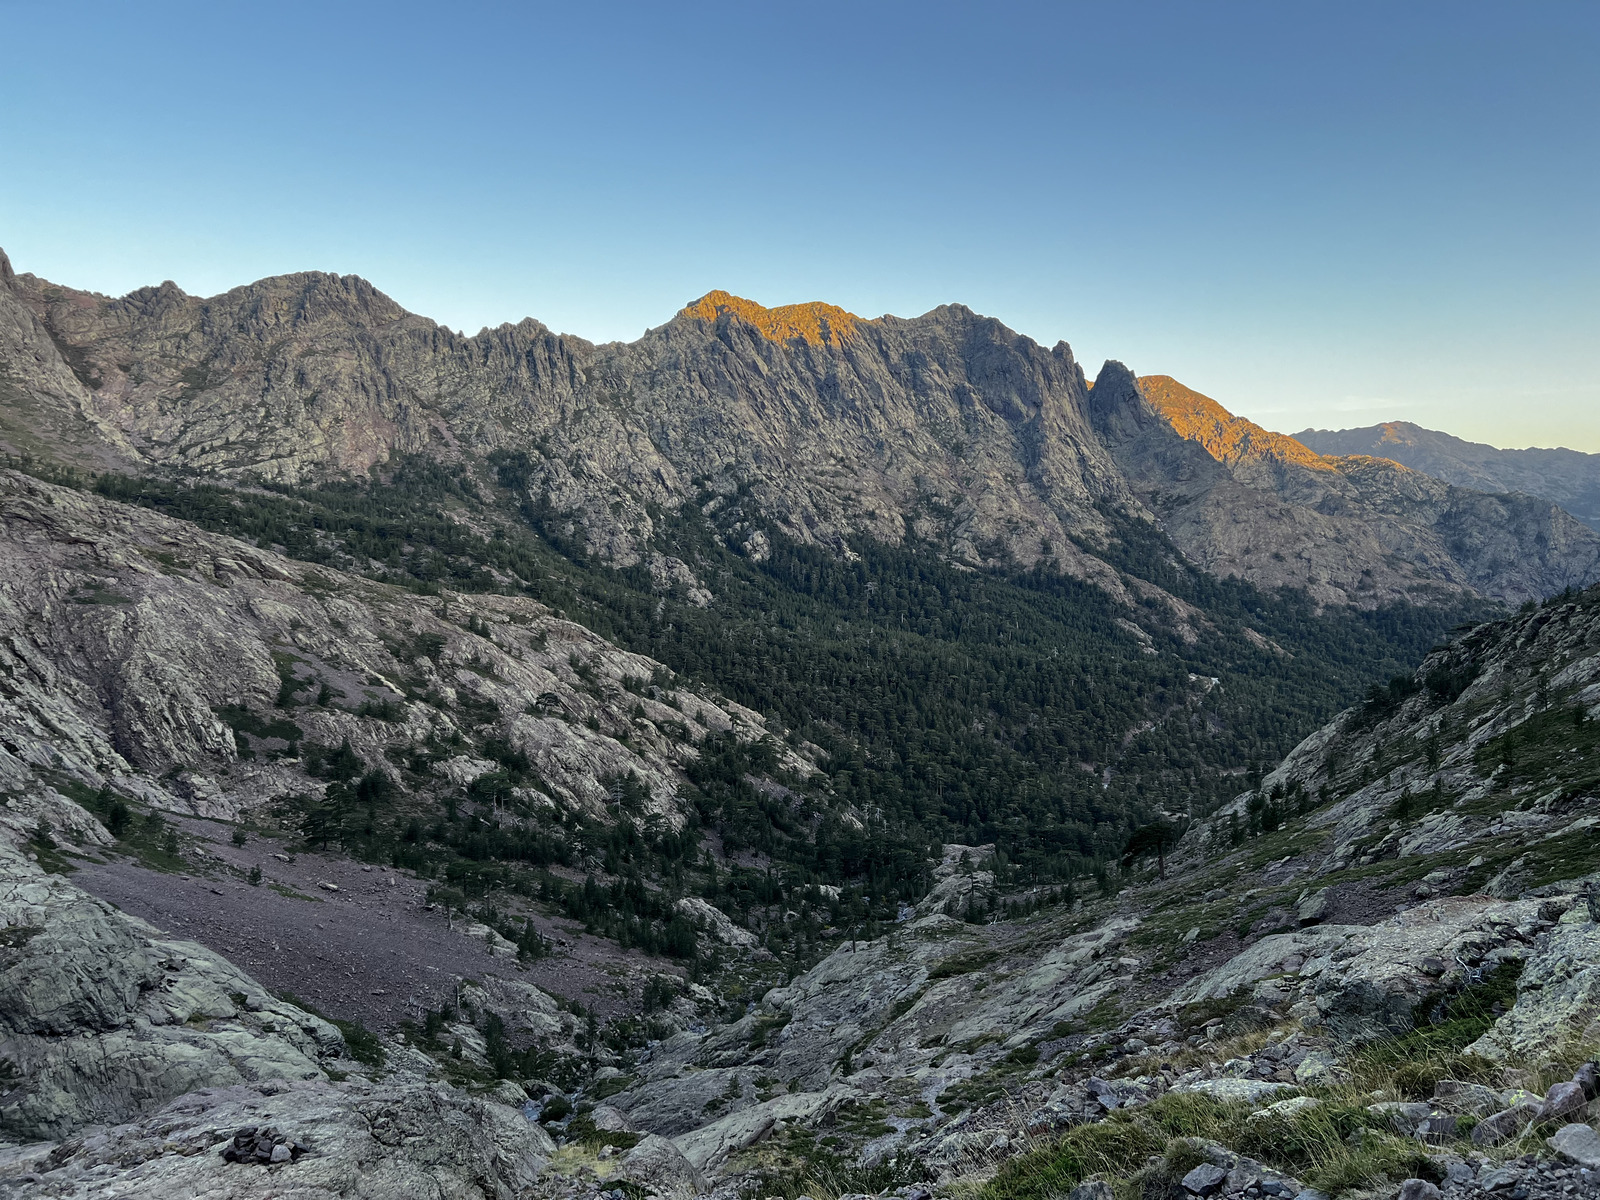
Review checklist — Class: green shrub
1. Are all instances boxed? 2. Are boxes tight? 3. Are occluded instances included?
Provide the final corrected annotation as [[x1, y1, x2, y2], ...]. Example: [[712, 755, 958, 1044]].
[[329, 1017, 385, 1068], [927, 948, 999, 980]]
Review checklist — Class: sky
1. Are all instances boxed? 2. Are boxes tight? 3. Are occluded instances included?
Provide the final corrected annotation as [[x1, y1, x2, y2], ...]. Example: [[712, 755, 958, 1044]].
[[1, 1, 1596, 450]]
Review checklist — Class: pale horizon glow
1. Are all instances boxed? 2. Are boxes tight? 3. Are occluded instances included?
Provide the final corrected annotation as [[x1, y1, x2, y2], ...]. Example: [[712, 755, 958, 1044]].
[[2, 2, 1596, 452]]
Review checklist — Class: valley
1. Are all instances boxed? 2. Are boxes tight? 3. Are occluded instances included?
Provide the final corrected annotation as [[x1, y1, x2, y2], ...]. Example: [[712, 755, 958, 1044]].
[[1, 255, 1599, 1200]]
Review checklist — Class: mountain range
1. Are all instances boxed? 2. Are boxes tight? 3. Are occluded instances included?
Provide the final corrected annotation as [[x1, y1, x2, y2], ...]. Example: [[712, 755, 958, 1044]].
[[4, 254, 1598, 609], [1296, 422, 1600, 533], [3, 251, 1600, 1200]]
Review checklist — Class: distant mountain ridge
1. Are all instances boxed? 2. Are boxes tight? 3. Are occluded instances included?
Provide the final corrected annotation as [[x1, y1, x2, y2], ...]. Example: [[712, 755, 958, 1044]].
[[3, 246, 1599, 607], [1295, 420, 1600, 532]]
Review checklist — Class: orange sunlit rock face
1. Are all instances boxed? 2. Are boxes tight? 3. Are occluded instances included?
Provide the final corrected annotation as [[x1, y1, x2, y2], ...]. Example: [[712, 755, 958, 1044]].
[[681, 290, 865, 347], [1137, 374, 1335, 471]]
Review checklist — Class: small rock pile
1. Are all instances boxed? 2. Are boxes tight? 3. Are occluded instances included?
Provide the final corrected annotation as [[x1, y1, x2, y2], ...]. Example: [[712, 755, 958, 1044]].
[[1177, 1147, 1303, 1198], [1429, 1151, 1598, 1198], [219, 1124, 310, 1165], [1468, 1063, 1599, 1146]]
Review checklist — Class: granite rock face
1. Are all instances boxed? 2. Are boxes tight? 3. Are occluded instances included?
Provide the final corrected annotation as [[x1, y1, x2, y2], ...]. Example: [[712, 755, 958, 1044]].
[[6, 249, 1598, 606], [4, 1078, 554, 1199], [0, 838, 346, 1141], [1089, 369, 1600, 606], [0, 467, 793, 829]]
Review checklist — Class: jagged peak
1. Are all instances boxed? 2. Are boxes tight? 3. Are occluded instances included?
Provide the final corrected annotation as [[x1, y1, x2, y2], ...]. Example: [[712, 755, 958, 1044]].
[[680, 289, 867, 347], [1136, 374, 1338, 473]]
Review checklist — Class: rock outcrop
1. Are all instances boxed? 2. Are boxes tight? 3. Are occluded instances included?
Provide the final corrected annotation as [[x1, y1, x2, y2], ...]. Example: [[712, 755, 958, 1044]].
[[1469, 919, 1600, 1061], [0, 466, 793, 829], [3, 1078, 554, 1199], [0, 839, 346, 1141], [1090, 370, 1600, 606]]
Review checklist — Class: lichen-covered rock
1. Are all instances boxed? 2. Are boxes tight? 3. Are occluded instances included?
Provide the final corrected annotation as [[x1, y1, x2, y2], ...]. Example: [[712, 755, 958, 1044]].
[[1469, 921, 1600, 1061], [1174, 896, 1553, 1043], [613, 1133, 708, 1200], [1170, 1079, 1295, 1105], [0, 841, 347, 1141], [670, 1084, 860, 1172], [9, 1078, 554, 1199], [1470, 1101, 1542, 1146], [1548, 1122, 1600, 1168], [675, 897, 758, 950]]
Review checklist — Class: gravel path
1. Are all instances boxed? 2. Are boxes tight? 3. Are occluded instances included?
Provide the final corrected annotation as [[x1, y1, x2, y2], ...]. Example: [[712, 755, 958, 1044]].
[[71, 816, 678, 1031]]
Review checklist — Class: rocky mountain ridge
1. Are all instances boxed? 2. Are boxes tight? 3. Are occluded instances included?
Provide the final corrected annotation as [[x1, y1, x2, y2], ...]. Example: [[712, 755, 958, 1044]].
[[1091, 372, 1600, 607], [5, 249, 1599, 606], [1296, 423, 1600, 534]]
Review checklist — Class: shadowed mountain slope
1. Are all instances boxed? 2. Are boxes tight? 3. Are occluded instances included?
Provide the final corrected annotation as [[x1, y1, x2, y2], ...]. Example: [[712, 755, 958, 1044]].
[[1297, 420, 1600, 532], [1091, 370, 1600, 607]]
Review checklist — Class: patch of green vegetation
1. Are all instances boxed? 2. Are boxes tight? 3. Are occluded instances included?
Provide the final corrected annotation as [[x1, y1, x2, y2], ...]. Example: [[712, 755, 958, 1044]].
[[567, 1114, 641, 1151], [927, 948, 999, 979], [1517, 826, 1600, 890], [328, 1017, 386, 1068], [1474, 703, 1600, 796], [590, 1073, 635, 1101], [357, 697, 406, 721], [1177, 987, 1255, 1029], [70, 580, 132, 605], [138, 547, 193, 573], [27, 821, 78, 874], [271, 650, 308, 708], [747, 1011, 792, 1048], [215, 704, 303, 755], [268, 882, 324, 902], [983, 1093, 1441, 1200], [278, 990, 385, 1068]]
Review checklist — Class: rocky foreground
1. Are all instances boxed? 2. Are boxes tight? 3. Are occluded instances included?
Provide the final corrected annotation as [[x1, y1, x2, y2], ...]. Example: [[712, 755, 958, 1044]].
[[4, 786, 1600, 1199], [4, 587, 1600, 1196]]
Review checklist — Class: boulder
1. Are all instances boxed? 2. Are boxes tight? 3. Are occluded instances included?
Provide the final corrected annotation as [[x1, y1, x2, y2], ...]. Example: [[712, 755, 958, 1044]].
[[1540, 1080, 1588, 1121], [1575, 1061, 1600, 1099], [1468, 922, 1600, 1061], [614, 1133, 708, 1200], [675, 898, 758, 950], [591, 1103, 639, 1133], [1181, 1162, 1228, 1195], [1296, 888, 1331, 926], [1368, 1101, 1432, 1136], [1432, 1080, 1502, 1115], [1292, 1050, 1348, 1086], [671, 1085, 859, 1172], [1395, 1180, 1442, 1200], [1171, 1078, 1295, 1105], [1470, 1101, 1542, 1146], [1248, 1096, 1321, 1122], [1067, 1184, 1115, 1200], [1548, 1122, 1600, 1168], [1414, 1113, 1459, 1145]]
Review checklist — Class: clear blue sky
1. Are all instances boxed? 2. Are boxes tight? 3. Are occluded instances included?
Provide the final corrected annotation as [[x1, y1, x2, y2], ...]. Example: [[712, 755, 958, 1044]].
[[2, 1, 1596, 449]]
